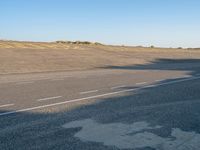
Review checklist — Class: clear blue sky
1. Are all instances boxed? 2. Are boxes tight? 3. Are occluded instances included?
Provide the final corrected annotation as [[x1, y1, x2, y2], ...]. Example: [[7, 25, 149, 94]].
[[1, 0, 200, 47]]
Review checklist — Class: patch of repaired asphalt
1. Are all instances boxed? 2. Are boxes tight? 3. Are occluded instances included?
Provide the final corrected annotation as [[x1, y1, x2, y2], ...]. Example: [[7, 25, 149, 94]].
[[63, 119, 200, 150]]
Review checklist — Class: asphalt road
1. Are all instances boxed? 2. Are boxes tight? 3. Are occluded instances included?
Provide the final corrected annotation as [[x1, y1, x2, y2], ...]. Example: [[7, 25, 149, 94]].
[[1, 59, 200, 150]]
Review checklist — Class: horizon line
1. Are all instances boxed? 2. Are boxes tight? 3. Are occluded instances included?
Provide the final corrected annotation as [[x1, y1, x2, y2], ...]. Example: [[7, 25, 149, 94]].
[[0, 38, 200, 49]]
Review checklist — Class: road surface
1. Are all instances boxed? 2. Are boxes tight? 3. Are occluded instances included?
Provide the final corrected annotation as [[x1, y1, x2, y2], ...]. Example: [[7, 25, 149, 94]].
[[0, 59, 200, 150]]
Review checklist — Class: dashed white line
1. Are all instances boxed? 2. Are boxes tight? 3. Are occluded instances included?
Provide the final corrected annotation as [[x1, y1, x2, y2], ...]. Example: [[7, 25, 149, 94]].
[[145, 85, 157, 88], [183, 75, 190, 78], [80, 90, 99, 94], [155, 79, 164, 82], [135, 82, 147, 85], [1, 75, 200, 117], [0, 103, 14, 108], [171, 77, 182, 80], [111, 85, 126, 90], [37, 96, 62, 102]]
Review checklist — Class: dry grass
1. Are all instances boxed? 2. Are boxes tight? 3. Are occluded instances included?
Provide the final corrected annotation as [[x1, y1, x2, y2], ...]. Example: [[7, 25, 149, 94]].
[[0, 40, 200, 74]]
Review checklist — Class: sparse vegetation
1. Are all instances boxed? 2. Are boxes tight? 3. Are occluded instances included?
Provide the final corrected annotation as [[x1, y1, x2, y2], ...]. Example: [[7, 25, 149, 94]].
[[0, 40, 200, 74], [55, 40, 102, 45], [94, 42, 103, 45]]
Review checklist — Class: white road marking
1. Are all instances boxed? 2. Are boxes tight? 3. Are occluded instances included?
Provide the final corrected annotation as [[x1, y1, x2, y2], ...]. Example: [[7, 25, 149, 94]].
[[1, 75, 200, 117], [145, 85, 157, 88], [135, 82, 147, 85], [0, 103, 14, 108], [111, 85, 126, 90], [80, 90, 99, 95], [171, 77, 182, 79], [37, 96, 62, 102], [183, 75, 190, 78], [155, 79, 164, 82], [16, 81, 34, 85]]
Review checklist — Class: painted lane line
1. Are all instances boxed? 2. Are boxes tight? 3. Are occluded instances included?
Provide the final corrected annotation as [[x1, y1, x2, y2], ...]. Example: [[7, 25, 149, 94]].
[[145, 85, 157, 88], [171, 77, 182, 80], [16, 81, 34, 85], [1, 76, 200, 117], [155, 79, 164, 82], [80, 90, 99, 95], [183, 75, 190, 78], [37, 96, 62, 102], [135, 82, 147, 85], [111, 85, 126, 90], [0, 103, 14, 108]]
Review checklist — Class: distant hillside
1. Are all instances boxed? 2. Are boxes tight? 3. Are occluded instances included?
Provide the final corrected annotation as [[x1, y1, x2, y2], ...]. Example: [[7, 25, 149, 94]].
[[1, 40, 200, 51], [0, 40, 103, 49], [0, 40, 200, 74]]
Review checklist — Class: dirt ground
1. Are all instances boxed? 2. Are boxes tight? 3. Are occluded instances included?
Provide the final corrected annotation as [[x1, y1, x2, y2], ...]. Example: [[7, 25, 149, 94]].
[[0, 40, 200, 74]]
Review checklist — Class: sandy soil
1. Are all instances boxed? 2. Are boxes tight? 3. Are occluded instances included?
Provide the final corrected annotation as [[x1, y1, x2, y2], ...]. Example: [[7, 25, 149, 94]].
[[0, 40, 200, 74]]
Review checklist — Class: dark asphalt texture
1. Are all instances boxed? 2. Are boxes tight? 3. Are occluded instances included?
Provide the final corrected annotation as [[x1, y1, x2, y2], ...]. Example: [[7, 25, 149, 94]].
[[0, 58, 200, 150]]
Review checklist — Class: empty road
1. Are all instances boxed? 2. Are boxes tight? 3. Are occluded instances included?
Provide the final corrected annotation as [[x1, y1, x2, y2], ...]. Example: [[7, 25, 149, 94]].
[[1, 59, 200, 150]]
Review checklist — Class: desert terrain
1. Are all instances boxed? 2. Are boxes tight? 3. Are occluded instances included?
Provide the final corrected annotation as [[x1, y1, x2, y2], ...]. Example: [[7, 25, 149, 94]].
[[1, 40, 200, 150], [0, 40, 200, 74]]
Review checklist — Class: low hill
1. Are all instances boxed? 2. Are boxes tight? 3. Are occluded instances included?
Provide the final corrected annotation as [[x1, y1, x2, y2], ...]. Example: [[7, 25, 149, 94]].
[[0, 40, 200, 74]]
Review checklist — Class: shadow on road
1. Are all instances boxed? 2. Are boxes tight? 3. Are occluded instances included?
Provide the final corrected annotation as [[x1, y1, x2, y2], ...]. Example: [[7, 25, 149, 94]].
[[102, 58, 200, 76], [1, 58, 200, 150]]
